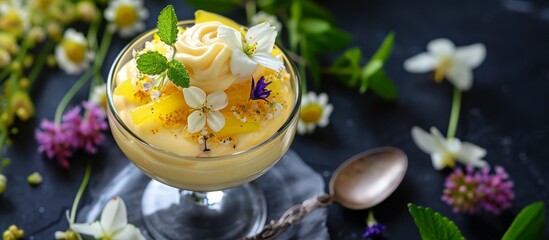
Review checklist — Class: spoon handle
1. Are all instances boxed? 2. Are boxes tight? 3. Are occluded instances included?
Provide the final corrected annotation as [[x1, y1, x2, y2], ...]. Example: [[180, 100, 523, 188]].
[[242, 194, 333, 240]]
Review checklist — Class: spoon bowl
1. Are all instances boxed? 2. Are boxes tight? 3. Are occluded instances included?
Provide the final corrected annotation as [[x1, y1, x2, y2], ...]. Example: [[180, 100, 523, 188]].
[[246, 147, 408, 240], [329, 147, 408, 209]]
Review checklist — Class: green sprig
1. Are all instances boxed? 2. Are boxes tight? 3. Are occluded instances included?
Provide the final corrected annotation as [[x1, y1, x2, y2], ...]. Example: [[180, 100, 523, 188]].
[[136, 5, 190, 89], [408, 203, 465, 240]]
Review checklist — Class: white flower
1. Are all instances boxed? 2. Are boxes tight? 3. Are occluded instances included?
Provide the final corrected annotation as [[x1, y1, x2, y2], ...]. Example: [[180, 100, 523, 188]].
[[411, 126, 488, 170], [55, 28, 93, 75], [297, 92, 333, 135], [0, 49, 11, 68], [183, 86, 228, 133], [251, 11, 282, 31], [104, 0, 149, 37], [71, 197, 145, 240], [218, 22, 284, 77], [404, 38, 486, 91], [90, 83, 107, 109]]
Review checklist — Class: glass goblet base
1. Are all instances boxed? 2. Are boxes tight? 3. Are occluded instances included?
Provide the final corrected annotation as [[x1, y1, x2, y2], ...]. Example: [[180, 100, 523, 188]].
[[142, 180, 267, 240]]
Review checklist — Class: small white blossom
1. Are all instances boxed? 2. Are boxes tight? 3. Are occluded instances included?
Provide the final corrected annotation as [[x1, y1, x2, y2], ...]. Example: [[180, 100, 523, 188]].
[[90, 83, 107, 108], [297, 92, 333, 135], [404, 38, 486, 91], [183, 86, 228, 133], [251, 11, 282, 31], [0, 1, 30, 38], [218, 22, 284, 77], [55, 28, 93, 75], [411, 126, 488, 170], [104, 0, 149, 37], [71, 197, 145, 240]]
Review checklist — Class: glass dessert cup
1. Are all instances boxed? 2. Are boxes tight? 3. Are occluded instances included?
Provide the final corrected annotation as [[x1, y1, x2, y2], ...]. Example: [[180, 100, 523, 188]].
[[106, 21, 300, 239]]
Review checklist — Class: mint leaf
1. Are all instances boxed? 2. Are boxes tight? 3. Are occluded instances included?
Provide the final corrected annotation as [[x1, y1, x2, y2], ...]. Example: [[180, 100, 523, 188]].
[[360, 60, 383, 93], [369, 69, 397, 100], [331, 48, 362, 87], [371, 32, 395, 62], [502, 202, 545, 240], [136, 52, 168, 75], [167, 60, 190, 88], [408, 203, 465, 240], [299, 18, 330, 34], [305, 28, 352, 52], [157, 5, 178, 45]]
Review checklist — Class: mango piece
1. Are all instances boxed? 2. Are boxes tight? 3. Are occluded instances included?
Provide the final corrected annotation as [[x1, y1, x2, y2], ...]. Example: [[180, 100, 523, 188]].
[[130, 92, 188, 125], [225, 81, 250, 106], [114, 80, 147, 104], [216, 114, 260, 138], [195, 10, 241, 30]]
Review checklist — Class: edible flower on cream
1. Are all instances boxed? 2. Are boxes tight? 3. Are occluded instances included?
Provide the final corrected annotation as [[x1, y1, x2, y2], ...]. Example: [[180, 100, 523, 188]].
[[184, 86, 228, 133], [403, 38, 485, 91], [218, 22, 284, 77], [411, 126, 488, 170]]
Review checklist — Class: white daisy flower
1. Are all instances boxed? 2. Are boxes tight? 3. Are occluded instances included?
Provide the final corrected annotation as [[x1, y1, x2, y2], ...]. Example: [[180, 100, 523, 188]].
[[0, 1, 30, 38], [55, 28, 93, 75], [218, 22, 284, 77], [251, 11, 282, 31], [90, 83, 107, 109], [297, 92, 333, 135], [404, 38, 486, 91], [183, 86, 228, 133], [104, 0, 149, 38], [71, 197, 145, 240], [411, 126, 488, 170]]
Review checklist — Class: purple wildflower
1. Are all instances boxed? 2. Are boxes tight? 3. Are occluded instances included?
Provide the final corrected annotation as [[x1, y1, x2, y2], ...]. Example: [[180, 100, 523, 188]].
[[69, 102, 108, 154], [35, 119, 77, 169], [442, 165, 514, 214], [478, 166, 514, 214], [250, 76, 272, 101], [441, 166, 483, 214], [363, 211, 385, 238]]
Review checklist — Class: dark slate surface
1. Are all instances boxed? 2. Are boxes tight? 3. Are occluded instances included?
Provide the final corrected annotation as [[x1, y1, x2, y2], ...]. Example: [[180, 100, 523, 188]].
[[2, 0, 548, 239]]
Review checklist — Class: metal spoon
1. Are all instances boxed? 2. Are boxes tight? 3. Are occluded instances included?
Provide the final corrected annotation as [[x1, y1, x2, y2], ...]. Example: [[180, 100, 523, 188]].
[[245, 146, 408, 240]]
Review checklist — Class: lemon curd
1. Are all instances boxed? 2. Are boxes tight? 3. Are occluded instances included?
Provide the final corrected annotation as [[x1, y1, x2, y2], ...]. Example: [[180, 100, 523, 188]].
[[108, 20, 299, 191]]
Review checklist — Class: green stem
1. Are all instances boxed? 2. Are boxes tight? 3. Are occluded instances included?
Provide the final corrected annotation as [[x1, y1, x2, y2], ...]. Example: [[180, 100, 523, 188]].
[[245, 0, 256, 25], [70, 162, 91, 224], [28, 40, 56, 87], [299, 40, 308, 94], [0, 66, 11, 83], [93, 29, 113, 73], [54, 70, 94, 126], [446, 87, 462, 139]]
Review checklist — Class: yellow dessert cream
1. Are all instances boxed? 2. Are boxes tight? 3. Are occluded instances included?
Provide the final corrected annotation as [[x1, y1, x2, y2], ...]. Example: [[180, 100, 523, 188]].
[[108, 20, 298, 191]]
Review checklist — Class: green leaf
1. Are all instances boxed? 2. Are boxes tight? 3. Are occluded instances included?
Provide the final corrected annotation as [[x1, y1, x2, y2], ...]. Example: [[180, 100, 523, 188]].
[[301, 0, 335, 24], [301, 40, 321, 86], [157, 5, 178, 45], [502, 202, 545, 240], [331, 47, 362, 87], [289, 0, 302, 51], [408, 203, 465, 240], [371, 32, 395, 62], [305, 27, 352, 52], [186, 0, 241, 12], [136, 52, 168, 75], [299, 18, 331, 34], [167, 60, 190, 88], [369, 69, 397, 100]]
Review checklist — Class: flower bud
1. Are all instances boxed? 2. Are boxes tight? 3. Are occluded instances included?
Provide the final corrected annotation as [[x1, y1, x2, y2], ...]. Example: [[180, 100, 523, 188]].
[[28, 27, 46, 43], [10, 91, 35, 121], [0, 174, 7, 194], [23, 55, 33, 68], [0, 49, 11, 68], [3, 230, 15, 240], [76, 1, 98, 22], [0, 32, 18, 54], [47, 55, 56, 67], [7, 225, 23, 238], [19, 78, 29, 90], [46, 22, 63, 42], [27, 172, 43, 185]]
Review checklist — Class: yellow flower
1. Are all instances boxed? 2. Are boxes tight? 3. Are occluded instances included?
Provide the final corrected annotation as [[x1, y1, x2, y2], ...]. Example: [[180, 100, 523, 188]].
[[0, 32, 18, 54], [0, 2, 29, 38], [55, 28, 92, 75], [104, 0, 148, 37]]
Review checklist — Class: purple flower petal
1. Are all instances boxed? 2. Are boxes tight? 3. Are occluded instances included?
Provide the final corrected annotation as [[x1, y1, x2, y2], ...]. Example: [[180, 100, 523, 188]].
[[250, 76, 272, 101]]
